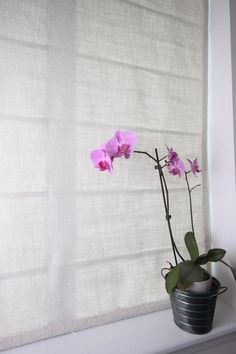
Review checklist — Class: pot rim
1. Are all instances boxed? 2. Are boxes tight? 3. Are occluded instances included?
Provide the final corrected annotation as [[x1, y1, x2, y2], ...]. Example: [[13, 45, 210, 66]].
[[172, 276, 221, 298]]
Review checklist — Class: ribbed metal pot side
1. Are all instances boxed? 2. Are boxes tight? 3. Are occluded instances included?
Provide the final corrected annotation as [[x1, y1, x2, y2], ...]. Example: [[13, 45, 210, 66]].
[[170, 277, 220, 335]]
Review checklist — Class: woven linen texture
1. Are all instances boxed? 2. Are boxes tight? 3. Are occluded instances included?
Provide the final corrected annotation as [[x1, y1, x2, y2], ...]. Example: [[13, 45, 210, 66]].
[[0, 0, 208, 349]]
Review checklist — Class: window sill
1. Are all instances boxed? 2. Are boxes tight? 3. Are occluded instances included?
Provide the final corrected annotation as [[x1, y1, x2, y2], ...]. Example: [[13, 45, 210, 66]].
[[4, 299, 236, 354]]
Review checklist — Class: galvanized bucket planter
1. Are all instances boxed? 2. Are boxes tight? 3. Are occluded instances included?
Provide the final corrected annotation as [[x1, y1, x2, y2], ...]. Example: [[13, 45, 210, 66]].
[[170, 277, 227, 334]]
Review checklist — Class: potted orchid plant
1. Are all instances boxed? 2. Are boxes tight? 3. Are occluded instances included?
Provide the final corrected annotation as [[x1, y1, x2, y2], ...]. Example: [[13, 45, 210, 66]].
[[91, 130, 236, 334]]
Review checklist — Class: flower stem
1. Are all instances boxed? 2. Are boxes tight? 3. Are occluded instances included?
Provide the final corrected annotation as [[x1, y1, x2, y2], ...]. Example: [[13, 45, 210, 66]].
[[185, 171, 195, 235], [159, 155, 168, 162], [154, 151, 177, 263], [190, 184, 201, 193], [133, 149, 184, 265], [133, 150, 158, 163], [155, 149, 184, 264]]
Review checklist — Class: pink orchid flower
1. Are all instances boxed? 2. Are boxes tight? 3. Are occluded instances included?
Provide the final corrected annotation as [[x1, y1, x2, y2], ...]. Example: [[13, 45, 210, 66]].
[[187, 158, 201, 176], [167, 146, 179, 163], [167, 159, 185, 177], [90, 148, 113, 174], [105, 130, 137, 159]]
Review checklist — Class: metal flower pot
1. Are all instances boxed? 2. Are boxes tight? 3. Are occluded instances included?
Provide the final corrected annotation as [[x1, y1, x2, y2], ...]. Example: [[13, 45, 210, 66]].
[[170, 277, 227, 334]]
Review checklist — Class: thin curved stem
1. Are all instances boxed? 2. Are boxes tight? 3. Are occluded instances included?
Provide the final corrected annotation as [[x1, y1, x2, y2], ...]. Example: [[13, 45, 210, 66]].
[[133, 150, 158, 163], [159, 155, 168, 162], [220, 260, 236, 281], [190, 184, 201, 193]]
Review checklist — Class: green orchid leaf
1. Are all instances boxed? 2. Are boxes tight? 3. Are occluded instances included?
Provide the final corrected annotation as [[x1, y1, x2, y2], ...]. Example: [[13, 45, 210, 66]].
[[207, 248, 226, 262], [177, 281, 191, 291], [165, 266, 180, 294], [179, 261, 204, 283], [195, 253, 209, 265], [184, 231, 199, 262], [186, 264, 205, 283]]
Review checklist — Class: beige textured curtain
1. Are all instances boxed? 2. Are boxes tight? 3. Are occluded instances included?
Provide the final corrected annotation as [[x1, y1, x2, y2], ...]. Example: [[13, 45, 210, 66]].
[[0, 0, 208, 350]]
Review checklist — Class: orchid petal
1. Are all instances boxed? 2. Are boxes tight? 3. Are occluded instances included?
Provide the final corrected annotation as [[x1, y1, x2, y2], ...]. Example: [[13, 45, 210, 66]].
[[105, 130, 137, 158], [90, 149, 113, 174], [187, 158, 201, 176], [105, 136, 120, 158], [166, 146, 179, 163], [167, 159, 185, 177]]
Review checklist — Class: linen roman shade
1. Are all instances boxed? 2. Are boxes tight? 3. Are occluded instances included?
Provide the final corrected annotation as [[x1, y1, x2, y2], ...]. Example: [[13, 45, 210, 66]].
[[0, 0, 208, 349]]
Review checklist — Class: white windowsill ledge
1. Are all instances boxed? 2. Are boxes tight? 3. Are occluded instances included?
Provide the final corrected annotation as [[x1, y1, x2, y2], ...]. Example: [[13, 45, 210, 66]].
[[4, 299, 236, 354]]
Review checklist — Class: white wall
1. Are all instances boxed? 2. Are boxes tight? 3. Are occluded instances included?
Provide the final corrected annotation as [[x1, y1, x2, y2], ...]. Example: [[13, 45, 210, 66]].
[[230, 0, 236, 161], [208, 0, 236, 308]]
